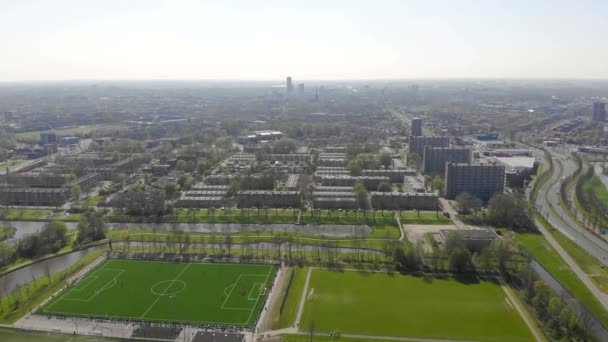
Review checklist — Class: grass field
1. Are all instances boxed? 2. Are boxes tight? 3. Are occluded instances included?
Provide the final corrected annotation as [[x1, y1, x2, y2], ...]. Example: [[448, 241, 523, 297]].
[[300, 269, 534, 342], [40, 259, 277, 326]]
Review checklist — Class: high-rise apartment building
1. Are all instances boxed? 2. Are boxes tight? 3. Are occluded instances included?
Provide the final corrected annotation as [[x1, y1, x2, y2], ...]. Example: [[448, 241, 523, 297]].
[[408, 136, 449, 158], [593, 102, 606, 122], [286, 76, 294, 92], [411, 117, 423, 136], [423, 147, 471, 175], [444, 163, 505, 203]]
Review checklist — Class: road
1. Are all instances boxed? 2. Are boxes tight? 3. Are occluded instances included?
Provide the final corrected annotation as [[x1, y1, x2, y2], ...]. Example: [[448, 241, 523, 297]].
[[532, 149, 608, 267]]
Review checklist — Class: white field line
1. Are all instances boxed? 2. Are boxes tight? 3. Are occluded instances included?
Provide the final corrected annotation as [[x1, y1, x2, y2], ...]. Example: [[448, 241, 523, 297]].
[[221, 274, 244, 309], [246, 266, 273, 325], [248, 283, 262, 300], [70, 275, 98, 292], [61, 270, 125, 302], [221, 274, 268, 308], [140, 262, 192, 318]]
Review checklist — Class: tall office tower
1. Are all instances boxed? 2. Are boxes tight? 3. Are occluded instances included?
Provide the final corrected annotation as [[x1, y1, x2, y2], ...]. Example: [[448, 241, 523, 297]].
[[411, 117, 423, 136], [423, 147, 471, 175], [408, 136, 449, 159], [298, 83, 304, 94], [593, 102, 606, 122], [314, 87, 319, 101], [445, 163, 505, 203], [286, 76, 294, 92]]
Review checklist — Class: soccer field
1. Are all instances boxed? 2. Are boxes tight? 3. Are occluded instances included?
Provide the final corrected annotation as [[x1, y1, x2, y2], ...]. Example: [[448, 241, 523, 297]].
[[300, 269, 535, 342], [40, 259, 277, 326]]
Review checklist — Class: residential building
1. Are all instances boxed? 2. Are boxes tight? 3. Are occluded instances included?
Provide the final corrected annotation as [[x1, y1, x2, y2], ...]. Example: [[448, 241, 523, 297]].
[[423, 147, 471, 175], [593, 102, 606, 122], [408, 136, 449, 158], [444, 163, 505, 203], [411, 117, 423, 136]]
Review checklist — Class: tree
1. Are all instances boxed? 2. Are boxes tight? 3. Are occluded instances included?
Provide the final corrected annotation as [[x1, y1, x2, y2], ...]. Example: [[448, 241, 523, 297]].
[[376, 181, 392, 192], [164, 182, 178, 199], [455, 192, 481, 214], [393, 245, 422, 271], [353, 181, 369, 209], [448, 247, 472, 272], [532, 281, 551, 320], [346, 159, 363, 176], [443, 231, 465, 255], [272, 138, 298, 154], [377, 152, 392, 168], [487, 193, 533, 231], [406, 152, 421, 170], [70, 184, 81, 201], [430, 176, 445, 196], [76, 212, 107, 244]]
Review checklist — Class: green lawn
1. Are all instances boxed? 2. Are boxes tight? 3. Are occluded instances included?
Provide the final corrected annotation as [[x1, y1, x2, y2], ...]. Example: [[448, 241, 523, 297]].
[[273, 267, 309, 329], [40, 259, 277, 326], [0, 328, 137, 342], [399, 211, 452, 225], [0, 208, 50, 221], [299, 269, 534, 342]]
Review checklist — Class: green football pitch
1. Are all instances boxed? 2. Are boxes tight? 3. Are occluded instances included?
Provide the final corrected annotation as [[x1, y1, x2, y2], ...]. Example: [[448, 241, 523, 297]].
[[300, 269, 535, 342], [40, 259, 277, 326]]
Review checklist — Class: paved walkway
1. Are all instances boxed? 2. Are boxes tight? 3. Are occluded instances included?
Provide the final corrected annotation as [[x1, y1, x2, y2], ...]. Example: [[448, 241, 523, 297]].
[[500, 283, 544, 342], [438, 198, 467, 230]]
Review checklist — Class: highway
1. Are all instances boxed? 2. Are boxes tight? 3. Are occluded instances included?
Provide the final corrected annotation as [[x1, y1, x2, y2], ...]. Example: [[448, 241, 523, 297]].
[[533, 148, 608, 267]]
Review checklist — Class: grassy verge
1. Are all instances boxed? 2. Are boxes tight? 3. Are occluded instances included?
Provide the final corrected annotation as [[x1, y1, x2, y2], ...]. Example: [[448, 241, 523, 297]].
[[511, 219, 608, 329], [545, 224, 608, 294], [0, 208, 51, 221], [274, 267, 308, 329], [0, 248, 107, 324]]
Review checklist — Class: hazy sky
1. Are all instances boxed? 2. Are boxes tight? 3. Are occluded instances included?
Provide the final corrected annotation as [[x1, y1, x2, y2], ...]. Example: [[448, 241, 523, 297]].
[[1, 0, 607, 81]]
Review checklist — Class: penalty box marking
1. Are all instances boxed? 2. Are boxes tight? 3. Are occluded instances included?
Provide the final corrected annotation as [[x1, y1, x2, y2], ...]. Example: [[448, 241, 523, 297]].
[[222, 272, 271, 311], [58, 269, 126, 303]]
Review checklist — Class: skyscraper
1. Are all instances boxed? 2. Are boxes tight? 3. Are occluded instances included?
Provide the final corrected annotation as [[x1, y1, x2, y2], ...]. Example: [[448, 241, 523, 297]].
[[411, 117, 423, 136], [286, 76, 294, 93], [593, 102, 606, 122]]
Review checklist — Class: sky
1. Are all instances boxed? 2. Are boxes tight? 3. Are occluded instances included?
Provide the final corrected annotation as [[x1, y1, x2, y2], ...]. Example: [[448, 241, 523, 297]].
[[1, 0, 608, 81]]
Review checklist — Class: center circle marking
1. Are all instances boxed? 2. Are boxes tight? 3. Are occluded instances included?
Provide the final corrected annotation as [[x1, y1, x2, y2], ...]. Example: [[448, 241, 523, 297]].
[[150, 280, 187, 296]]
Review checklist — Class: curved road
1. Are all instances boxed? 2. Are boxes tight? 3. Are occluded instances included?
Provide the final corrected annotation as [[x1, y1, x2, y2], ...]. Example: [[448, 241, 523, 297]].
[[533, 151, 608, 266]]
